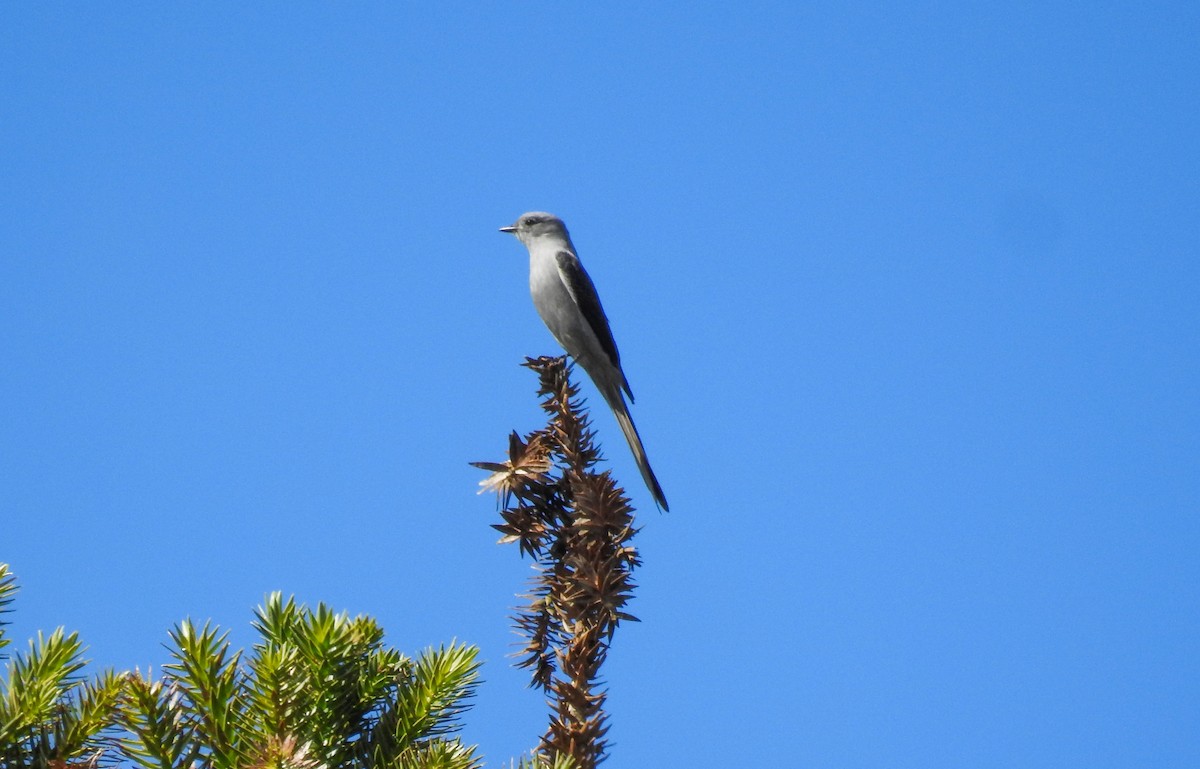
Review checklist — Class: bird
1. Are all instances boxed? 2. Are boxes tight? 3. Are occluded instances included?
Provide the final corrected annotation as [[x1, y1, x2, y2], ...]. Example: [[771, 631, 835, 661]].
[[500, 211, 669, 512]]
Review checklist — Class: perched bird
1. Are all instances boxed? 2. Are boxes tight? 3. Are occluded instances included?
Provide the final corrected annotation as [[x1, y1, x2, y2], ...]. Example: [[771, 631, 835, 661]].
[[500, 212, 669, 511]]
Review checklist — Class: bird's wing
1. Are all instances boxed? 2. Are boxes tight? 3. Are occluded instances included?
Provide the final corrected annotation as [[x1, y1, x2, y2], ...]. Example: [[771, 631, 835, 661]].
[[554, 249, 634, 399]]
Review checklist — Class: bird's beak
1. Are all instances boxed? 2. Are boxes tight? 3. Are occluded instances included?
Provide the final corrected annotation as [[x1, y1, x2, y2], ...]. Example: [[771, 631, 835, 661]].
[[499, 225, 517, 233]]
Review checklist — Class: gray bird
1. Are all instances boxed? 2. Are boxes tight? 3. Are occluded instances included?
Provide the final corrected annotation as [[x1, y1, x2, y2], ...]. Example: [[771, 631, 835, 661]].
[[500, 212, 669, 511]]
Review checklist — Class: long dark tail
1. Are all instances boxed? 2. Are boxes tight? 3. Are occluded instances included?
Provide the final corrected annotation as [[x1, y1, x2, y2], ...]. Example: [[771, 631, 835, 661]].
[[608, 395, 669, 512]]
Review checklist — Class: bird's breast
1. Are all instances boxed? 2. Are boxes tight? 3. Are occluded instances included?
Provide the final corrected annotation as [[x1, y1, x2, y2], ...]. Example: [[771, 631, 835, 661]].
[[529, 253, 591, 357]]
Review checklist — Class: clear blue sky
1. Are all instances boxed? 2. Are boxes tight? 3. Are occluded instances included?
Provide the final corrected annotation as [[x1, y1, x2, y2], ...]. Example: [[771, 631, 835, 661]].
[[2, 3, 1197, 767]]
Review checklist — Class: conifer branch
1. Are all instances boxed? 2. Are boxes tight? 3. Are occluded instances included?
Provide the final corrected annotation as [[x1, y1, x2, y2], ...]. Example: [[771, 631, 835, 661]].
[[473, 356, 641, 769]]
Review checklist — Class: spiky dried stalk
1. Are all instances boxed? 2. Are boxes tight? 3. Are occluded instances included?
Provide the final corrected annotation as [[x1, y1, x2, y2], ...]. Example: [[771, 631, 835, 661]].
[[473, 356, 642, 769]]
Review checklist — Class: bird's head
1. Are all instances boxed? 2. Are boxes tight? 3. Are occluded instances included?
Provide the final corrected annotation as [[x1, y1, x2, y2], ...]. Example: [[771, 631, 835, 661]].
[[499, 211, 568, 245]]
